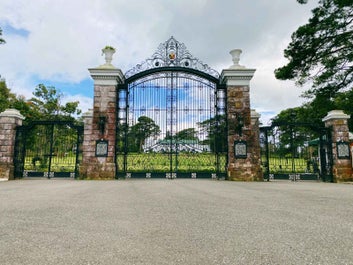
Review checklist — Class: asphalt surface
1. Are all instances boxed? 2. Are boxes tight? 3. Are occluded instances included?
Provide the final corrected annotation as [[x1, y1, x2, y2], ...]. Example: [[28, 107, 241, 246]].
[[0, 179, 353, 265]]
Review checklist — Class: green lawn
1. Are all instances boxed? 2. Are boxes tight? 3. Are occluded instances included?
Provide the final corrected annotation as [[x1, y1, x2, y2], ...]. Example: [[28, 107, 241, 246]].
[[24, 152, 227, 173], [264, 156, 317, 173], [117, 152, 227, 173]]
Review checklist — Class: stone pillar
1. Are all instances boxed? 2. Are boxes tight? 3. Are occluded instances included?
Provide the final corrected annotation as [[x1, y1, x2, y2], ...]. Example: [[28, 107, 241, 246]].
[[220, 49, 262, 181], [322, 110, 353, 182], [79, 48, 124, 179], [0, 109, 25, 180]]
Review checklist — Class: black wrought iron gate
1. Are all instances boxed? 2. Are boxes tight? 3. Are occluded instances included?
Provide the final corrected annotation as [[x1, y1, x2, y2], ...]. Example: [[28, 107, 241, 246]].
[[14, 121, 83, 178], [116, 37, 227, 179], [260, 123, 333, 182]]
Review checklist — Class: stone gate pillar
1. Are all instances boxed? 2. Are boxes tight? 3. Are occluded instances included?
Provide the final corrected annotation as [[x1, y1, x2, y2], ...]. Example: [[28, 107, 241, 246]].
[[220, 49, 262, 181], [0, 109, 25, 180], [322, 110, 353, 182], [79, 48, 124, 179]]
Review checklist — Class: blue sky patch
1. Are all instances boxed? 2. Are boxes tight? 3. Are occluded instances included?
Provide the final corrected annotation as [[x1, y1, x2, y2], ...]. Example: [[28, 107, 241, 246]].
[[31, 77, 94, 98], [3, 23, 30, 38]]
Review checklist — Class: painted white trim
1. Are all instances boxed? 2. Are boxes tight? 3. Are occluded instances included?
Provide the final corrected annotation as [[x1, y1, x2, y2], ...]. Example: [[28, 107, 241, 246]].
[[88, 68, 125, 86], [220, 68, 256, 86], [322, 110, 350, 122], [0, 109, 25, 120]]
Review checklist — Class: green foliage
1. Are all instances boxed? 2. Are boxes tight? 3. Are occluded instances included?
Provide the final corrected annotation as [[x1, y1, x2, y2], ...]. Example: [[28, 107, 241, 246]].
[[276, 0, 353, 97], [0, 80, 16, 112], [0, 80, 82, 124], [165, 128, 199, 141], [0, 27, 5, 44], [271, 107, 323, 158], [128, 116, 160, 152], [273, 88, 353, 130], [198, 114, 227, 153], [103, 45, 115, 51], [29, 84, 81, 122]]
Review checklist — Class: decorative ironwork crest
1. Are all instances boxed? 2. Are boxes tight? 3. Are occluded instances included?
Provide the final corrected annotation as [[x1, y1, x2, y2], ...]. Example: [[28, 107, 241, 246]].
[[125, 36, 219, 79]]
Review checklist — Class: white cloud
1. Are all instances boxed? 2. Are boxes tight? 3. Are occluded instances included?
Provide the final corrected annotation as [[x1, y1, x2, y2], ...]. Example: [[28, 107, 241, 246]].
[[0, 0, 318, 120]]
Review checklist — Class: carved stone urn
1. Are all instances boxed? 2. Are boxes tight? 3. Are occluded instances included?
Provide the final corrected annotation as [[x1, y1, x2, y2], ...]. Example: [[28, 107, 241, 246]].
[[101, 46, 116, 65]]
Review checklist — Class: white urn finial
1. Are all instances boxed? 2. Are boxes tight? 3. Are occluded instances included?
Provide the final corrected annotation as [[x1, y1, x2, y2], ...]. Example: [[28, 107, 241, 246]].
[[100, 46, 116, 68], [229, 49, 245, 69]]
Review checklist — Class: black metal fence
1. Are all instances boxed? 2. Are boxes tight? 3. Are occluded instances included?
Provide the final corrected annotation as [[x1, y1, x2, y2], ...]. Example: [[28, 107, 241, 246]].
[[260, 123, 333, 182], [14, 121, 83, 178]]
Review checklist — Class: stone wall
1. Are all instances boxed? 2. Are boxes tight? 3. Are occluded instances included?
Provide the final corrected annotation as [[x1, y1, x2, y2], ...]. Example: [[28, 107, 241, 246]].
[[0, 109, 24, 180]]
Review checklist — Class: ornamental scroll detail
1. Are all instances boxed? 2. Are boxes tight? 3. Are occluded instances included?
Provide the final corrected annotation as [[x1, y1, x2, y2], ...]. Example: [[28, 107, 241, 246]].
[[125, 36, 220, 79]]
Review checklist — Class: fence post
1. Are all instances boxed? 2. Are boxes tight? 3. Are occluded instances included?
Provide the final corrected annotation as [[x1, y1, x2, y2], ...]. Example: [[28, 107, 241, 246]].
[[322, 110, 353, 182], [0, 109, 25, 180], [220, 50, 263, 181], [79, 48, 124, 179]]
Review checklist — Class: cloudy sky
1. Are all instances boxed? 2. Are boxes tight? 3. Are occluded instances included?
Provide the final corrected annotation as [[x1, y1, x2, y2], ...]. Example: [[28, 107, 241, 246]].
[[0, 0, 318, 124]]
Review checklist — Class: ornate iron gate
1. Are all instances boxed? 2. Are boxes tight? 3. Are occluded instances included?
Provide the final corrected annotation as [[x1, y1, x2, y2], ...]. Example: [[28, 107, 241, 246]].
[[116, 37, 227, 178], [260, 123, 333, 182], [14, 121, 83, 178]]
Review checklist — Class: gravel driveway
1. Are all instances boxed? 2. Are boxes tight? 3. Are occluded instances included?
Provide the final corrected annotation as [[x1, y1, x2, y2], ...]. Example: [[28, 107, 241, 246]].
[[1, 179, 352, 265]]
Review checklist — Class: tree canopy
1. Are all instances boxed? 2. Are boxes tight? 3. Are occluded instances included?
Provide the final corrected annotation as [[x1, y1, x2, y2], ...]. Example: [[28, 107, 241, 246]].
[[198, 114, 227, 152], [29, 84, 81, 121], [0, 81, 81, 123], [275, 0, 353, 98], [128, 116, 160, 152], [0, 80, 16, 112]]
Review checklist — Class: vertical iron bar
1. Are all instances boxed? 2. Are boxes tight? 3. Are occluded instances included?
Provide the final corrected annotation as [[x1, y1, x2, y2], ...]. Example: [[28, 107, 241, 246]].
[[74, 126, 83, 179], [264, 128, 270, 181], [47, 124, 55, 178], [174, 73, 177, 174], [215, 87, 220, 178], [291, 125, 295, 174], [124, 88, 129, 174], [326, 129, 334, 182], [169, 72, 173, 175], [14, 127, 26, 179]]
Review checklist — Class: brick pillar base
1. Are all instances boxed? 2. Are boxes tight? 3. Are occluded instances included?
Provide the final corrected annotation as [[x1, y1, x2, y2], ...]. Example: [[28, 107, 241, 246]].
[[323, 110, 353, 182], [0, 109, 24, 180]]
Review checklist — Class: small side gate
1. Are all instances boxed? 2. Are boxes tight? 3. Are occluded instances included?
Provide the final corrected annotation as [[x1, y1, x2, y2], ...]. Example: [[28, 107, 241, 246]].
[[260, 122, 333, 182], [14, 121, 83, 178]]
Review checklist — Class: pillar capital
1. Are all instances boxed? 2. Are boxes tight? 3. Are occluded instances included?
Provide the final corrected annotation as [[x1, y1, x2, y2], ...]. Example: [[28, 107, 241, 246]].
[[322, 110, 350, 123], [220, 68, 256, 86], [88, 68, 125, 86], [0, 108, 25, 120]]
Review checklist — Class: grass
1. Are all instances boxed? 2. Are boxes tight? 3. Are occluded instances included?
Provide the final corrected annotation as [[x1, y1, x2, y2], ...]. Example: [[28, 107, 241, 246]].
[[117, 153, 227, 173], [23, 152, 312, 175], [264, 156, 317, 174], [23, 152, 227, 173]]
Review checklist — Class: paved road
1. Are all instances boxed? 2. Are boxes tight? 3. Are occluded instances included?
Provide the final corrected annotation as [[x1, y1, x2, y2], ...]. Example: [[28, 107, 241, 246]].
[[0, 179, 353, 265]]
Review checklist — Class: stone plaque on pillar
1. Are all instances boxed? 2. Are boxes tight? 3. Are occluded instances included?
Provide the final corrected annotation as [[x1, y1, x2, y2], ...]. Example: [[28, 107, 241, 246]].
[[337, 142, 350, 159], [95, 140, 108, 157], [234, 140, 247, 159]]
